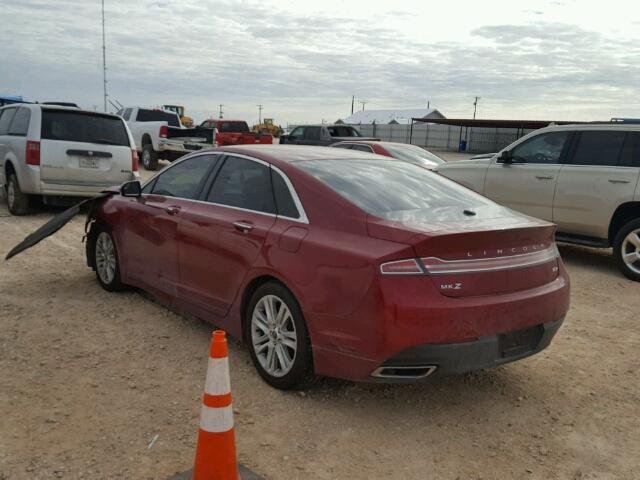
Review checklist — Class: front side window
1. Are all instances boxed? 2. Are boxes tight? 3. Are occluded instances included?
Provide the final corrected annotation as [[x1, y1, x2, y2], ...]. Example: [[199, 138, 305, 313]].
[[570, 131, 627, 167], [8, 108, 30, 136], [327, 126, 362, 137], [150, 155, 218, 199], [333, 143, 353, 149], [303, 127, 321, 141], [207, 156, 275, 214], [510, 131, 569, 164], [289, 127, 304, 141], [0, 108, 17, 135], [218, 121, 249, 133]]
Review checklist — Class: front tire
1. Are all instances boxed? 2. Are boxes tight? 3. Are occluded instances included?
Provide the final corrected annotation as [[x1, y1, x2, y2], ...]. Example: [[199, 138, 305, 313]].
[[141, 144, 159, 171], [246, 282, 313, 389], [6, 174, 30, 215], [93, 228, 127, 291], [613, 219, 640, 282]]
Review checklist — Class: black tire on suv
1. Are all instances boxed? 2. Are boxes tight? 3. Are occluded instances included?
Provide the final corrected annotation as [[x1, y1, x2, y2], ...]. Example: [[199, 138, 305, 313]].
[[141, 144, 159, 171], [6, 174, 30, 215], [613, 218, 640, 282]]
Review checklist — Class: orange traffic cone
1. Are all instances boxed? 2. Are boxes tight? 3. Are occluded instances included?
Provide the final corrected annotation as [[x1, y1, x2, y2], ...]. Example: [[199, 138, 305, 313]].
[[193, 330, 238, 480]]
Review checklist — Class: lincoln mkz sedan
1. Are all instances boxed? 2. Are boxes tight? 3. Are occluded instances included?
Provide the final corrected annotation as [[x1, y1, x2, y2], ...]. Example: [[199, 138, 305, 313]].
[[86, 145, 570, 389]]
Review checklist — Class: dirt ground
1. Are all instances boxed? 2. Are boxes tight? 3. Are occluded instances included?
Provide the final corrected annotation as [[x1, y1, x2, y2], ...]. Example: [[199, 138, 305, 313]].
[[1, 157, 639, 480]]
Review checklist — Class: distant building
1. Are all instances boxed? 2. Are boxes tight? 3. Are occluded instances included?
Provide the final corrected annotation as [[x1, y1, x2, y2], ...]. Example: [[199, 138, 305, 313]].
[[339, 108, 445, 125]]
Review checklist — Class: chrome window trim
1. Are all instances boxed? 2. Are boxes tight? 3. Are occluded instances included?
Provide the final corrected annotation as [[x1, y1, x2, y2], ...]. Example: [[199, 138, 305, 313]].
[[140, 150, 310, 224]]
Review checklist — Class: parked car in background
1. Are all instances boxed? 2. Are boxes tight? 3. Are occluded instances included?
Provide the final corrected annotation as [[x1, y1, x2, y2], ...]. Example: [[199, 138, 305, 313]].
[[280, 124, 379, 146], [118, 106, 214, 171], [436, 124, 640, 281], [84, 145, 569, 389], [332, 141, 445, 169], [199, 119, 272, 146], [0, 104, 139, 215]]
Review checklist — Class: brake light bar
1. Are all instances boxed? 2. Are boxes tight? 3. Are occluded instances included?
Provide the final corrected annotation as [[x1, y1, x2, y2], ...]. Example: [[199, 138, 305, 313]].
[[421, 244, 559, 275], [26, 141, 41, 166]]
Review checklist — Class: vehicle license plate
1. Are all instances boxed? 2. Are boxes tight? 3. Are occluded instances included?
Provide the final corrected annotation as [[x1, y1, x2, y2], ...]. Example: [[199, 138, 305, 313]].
[[79, 157, 99, 169]]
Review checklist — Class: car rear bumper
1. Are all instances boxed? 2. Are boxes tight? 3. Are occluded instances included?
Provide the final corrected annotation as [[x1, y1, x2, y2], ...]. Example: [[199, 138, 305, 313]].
[[370, 317, 564, 381]]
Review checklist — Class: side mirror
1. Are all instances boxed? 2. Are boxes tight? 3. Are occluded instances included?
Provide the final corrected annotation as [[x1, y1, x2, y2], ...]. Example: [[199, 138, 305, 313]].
[[121, 180, 142, 197], [499, 150, 513, 164]]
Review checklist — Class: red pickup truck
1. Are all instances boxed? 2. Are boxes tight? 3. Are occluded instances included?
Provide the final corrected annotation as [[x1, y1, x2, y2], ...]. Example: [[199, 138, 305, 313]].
[[200, 119, 272, 146]]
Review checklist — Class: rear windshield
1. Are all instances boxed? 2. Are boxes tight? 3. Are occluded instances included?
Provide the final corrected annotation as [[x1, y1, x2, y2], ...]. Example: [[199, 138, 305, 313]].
[[218, 121, 250, 133], [327, 126, 361, 137], [41, 110, 130, 146], [383, 144, 445, 167], [135, 109, 180, 127], [297, 159, 495, 221]]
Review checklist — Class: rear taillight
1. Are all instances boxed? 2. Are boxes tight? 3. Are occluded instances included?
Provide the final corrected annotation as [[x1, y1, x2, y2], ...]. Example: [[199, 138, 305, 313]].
[[159, 125, 168, 138], [26, 141, 41, 166], [131, 149, 139, 172], [380, 259, 423, 275]]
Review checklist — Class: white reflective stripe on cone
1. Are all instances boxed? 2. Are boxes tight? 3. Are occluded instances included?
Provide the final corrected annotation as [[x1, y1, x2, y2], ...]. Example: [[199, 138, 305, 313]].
[[204, 357, 231, 396], [200, 404, 234, 433]]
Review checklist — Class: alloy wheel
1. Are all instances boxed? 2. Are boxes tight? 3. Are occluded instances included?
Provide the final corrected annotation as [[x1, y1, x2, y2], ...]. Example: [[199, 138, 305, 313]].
[[95, 232, 117, 285], [621, 228, 640, 275], [251, 294, 297, 377]]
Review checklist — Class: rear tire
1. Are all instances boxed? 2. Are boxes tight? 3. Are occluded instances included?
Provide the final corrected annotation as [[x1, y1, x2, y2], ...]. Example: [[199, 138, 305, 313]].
[[93, 227, 127, 291], [613, 218, 640, 282], [245, 282, 313, 390], [141, 144, 159, 171], [6, 174, 30, 215]]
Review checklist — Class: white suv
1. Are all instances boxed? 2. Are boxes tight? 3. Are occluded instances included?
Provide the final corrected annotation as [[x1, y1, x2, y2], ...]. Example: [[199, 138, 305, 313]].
[[0, 104, 139, 215], [436, 124, 640, 281]]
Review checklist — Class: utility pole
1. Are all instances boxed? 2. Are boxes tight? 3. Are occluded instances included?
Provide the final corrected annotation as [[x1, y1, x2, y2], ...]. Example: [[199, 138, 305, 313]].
[[351, 95, 355, 115], [358, 100, 368, 111], [218, 104, 224, 119], [257, 104, 263, 124], [473, 96, 481, 119], [427, 100, 430, 109], [101, 0, 108, 112]]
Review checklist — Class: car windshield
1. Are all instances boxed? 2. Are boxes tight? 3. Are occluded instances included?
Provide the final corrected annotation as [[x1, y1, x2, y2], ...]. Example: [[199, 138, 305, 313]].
[[298, 159, 496, 222], [218, 121, 250, 133], [383, 144, 445, 167], [327, 126, 362, 137], [41, 110, 130, 146]]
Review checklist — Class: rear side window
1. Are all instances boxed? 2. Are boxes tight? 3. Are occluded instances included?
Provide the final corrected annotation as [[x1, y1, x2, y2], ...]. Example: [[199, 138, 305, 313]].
[[620, 133, 640, 167], [271, 170, 299, 218], [351, 144, 374, 153], [41, 110, 130, 146], [304, 127, 321, 141], [8, 108, 31, 136], [327, 126, 361, 137], [207, 156, 275, 214], [135, 109, 180, 127], [298, 159, 495, 221], [0, 108, 17, 135], [151, 155, 218, 199], [570, 131, 627, 166]]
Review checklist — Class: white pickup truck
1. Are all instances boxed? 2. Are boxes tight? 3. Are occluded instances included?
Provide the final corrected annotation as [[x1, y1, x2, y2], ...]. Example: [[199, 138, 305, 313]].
[[117, 106, 215, 170]]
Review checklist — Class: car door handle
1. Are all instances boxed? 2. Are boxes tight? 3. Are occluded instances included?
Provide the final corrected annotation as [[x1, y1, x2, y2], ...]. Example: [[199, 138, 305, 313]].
[[535, 175, 554, 180], [165, 206, 181, 215], [233, 221, 254, 233], [608, 179, 630, 184]]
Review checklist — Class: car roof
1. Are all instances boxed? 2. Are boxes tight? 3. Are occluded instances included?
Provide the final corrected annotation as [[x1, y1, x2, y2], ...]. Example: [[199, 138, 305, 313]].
[[212, 144, 392, 164], [536, 123, 640, 132], [294, 124, 356, 128]]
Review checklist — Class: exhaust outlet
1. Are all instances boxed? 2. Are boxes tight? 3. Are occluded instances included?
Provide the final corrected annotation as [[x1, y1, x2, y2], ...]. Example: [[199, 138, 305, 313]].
[[371, 365, 437, 379]]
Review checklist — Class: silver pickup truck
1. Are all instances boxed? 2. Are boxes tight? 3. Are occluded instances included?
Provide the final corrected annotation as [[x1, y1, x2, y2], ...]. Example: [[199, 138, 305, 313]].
[[117, 106, 215, 170]]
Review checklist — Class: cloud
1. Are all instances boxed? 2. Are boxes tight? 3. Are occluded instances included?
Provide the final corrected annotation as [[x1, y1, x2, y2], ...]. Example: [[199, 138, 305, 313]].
[[0, 0, 638, 124]]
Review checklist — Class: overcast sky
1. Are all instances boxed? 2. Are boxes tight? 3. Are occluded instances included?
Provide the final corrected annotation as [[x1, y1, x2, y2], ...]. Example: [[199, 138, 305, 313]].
[[1, 0, 639, 125]]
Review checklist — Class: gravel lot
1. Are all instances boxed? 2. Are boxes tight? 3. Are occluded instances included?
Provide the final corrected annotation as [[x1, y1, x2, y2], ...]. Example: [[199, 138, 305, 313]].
[[1, 153, 639, 479]]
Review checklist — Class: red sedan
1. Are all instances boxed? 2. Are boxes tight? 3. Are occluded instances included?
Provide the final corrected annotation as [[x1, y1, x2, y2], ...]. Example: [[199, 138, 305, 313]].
[[86, 145, 570, 389], [332, 140, 445, 169]]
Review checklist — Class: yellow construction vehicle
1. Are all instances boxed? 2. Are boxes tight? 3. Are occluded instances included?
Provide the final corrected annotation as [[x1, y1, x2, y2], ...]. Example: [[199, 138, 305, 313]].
[[163, 105, 194, 128], [252, 118, 283, 136]]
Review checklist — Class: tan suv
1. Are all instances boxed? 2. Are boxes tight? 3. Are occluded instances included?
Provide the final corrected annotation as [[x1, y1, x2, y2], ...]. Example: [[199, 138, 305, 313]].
[[436, 124, 640, 281]]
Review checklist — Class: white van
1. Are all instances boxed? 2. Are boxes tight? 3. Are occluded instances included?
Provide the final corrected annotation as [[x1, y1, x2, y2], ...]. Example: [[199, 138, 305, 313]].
[[0, 104, 139, 215]]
